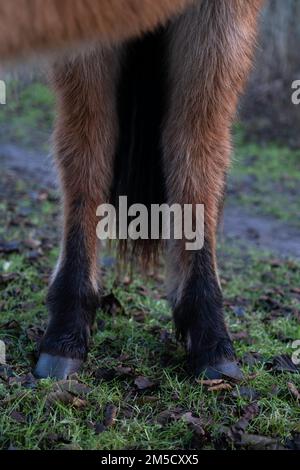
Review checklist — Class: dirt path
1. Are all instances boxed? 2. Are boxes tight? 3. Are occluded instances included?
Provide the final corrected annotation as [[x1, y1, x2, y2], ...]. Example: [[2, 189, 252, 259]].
[[222, 206, 300, 259], [1, 144, 300, 260]]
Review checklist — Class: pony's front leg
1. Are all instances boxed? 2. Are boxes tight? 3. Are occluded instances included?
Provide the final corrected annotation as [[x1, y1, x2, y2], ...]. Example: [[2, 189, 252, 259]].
[[35, 46, 120, 379]]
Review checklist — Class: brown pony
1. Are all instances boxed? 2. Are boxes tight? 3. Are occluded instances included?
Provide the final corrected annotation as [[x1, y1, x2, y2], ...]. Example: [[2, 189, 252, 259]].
[[0, 0, 264, 380]]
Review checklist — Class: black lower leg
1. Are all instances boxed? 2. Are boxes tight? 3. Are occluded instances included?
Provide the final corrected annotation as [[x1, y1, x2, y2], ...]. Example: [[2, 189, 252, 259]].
[[173, 245, 241, 380], [35, 201, 100, 379], [43, 212, 99, 359]]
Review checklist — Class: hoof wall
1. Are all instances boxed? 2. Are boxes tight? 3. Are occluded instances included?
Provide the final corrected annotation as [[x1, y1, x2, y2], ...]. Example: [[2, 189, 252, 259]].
[[34, 353, 83, 380], [201, 360, 243, 382]]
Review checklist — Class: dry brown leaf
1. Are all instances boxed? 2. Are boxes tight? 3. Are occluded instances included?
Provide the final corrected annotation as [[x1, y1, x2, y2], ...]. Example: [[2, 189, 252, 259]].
[[104, 404, 118, 427], [288, 382, 300, 401], [196, 379, 224, 387], [138, 396, 159, 405], [266, 355, 299, 374], [46, 390, 87, 409], [101, 293, 124, 316], [114, 366, 133, 378], [156, 408, 185, 425], [8, 373, 37, 389], [10, 411, 27, 424], [53, 379, 92, 396], [208, 383, 232, 392], [238, 434, 281, 450], [95, 423, 107, 435], [182, 412, 205, 437], [134, 376, 156, 391]]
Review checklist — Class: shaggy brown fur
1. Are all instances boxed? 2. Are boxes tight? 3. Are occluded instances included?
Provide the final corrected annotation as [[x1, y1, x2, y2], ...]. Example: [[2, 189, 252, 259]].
[[162, 0, 264, 372], [164, 0, 263, 299], [0, 0, 192, 60], [41, 46, 121, 359]]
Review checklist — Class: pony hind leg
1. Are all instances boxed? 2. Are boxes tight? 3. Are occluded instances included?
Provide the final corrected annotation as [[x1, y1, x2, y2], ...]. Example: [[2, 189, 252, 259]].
[[163, 0, 262, 379]]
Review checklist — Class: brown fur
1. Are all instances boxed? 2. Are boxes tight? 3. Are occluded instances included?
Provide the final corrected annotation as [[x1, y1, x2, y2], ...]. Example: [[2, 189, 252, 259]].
[[0, 0, 192, 60], [163, 0, 264, 302], [0, 0, 266, 373], [52, 46, 121, 291]]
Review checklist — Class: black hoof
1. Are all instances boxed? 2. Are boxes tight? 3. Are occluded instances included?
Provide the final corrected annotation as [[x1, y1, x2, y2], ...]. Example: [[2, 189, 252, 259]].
[[34, 353, 83, 380], [201, 360, 243, 382]]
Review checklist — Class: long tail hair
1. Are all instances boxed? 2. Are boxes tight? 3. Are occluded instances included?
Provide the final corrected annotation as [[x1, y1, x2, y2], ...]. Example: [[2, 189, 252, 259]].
[[111, 28, 167, 265]]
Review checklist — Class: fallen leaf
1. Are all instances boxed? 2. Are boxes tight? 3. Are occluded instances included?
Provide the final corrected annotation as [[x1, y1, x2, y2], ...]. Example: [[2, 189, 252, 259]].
[[219, 403, 260, 448], [27, 250, 43, 261], [0, 240, 21, 254], [231, 403, 260, 441], [231, 306, 246, 318], [0, 273, 19, 285], [134, 376, 157, 391], [0, 320, 21, 332], [122, 276, 132, 286], [291, 288, 300, 295], [266, 355, 300, 374], [270, 259, 283, 268], [114, 366, 133, 378], [44, 433, 70, 445], [238, 434, 281, 450], [95, 423, 107, 435], [24, 238, 41, 250], [132, 310, 147, 323], [160, 330, 173, 343], [101, 293, 124, 316], [26, 326, 45, 344], [156, 408, 208, 446], [246, 372, 259, 381], [197, 379, 224, 387], [208, 383, 232, 392], [10, 411, 27, 424], [72, 397, 87, 408], [8, 373, 37, 389], [94, 367, 117, 382], [104, 404, 118, 427], [288, 382, 300, 400], [182, 412, 205, 438], [231, 331, 250, 342], [286, 433, 300, 450], [256, 295, 282, 312], [46, 390, 87, 409], [156, 408, 185, 425], [53, 380, 92, 396]]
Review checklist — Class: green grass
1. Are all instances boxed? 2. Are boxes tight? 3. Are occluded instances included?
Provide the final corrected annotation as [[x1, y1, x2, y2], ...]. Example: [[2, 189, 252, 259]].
[[0, 83, 300, 450], [231, 125, 300, 226], [0, 80, 54, 149], [0, 172, 299, 450]]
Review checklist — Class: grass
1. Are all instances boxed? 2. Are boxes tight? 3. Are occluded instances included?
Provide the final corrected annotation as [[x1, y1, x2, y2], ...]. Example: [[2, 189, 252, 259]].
[[0, 171, 300, 450], [1, 79, 300, 224], [0, 80, 54, 149], [0, 81, 300, 450], [231, 125, 300, 226]]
